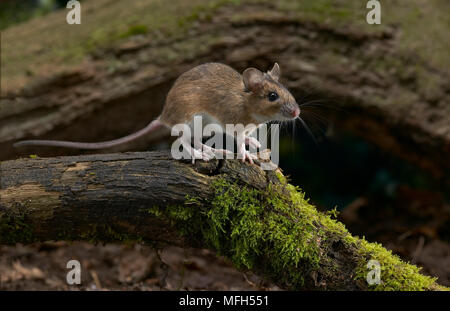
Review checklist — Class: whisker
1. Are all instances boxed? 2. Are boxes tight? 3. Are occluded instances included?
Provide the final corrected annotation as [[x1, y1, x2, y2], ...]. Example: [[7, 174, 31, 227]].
[[306, 118, 327, 136], [267, 121, 278, 147], [280, 120, 286, 135], [302, 111, 330, 127], [300, 99, 329, 106], [292, 118, 296, 140], [297, 84, 323, 102], [270, 121, 280, 150], [298, 116, 319, 146], [300, 102, 347, 113], [297, 116, 327, 140]]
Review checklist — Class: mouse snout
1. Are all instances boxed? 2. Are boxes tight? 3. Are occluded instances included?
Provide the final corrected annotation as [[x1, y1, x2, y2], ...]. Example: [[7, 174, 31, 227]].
[[292, 105, 300, 118], [281, 102, 300, 119]]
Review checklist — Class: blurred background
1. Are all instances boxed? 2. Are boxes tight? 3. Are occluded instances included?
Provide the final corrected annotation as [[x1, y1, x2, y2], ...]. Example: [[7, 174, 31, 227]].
[[0, 0, 449, 289]]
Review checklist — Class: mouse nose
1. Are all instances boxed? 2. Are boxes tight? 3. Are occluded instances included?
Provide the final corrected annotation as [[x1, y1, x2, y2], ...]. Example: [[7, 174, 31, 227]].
[[291, 106, 300, 118]]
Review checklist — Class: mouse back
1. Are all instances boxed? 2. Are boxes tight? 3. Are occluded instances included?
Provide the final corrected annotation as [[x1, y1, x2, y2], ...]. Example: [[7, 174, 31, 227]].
[[161, 63, 245, 127], [160, 62, 300, 128]]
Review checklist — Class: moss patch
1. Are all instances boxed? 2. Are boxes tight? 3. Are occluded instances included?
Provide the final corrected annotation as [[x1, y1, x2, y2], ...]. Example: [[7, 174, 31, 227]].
[[77, 224, 144, 245], [0, 213, 34, 245], [149, 175, 443, 290], [352, 238, 439, 291], [2, 0, 242, 92], [119, 24, 149, 38]]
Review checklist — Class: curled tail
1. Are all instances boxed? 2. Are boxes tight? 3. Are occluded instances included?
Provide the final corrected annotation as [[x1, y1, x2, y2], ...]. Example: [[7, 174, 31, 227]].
[[14, 118, 165, 150]]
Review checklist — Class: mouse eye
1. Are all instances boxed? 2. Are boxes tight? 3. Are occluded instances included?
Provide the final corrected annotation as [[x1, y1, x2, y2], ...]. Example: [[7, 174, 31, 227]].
[[268, 92, 279, 102]]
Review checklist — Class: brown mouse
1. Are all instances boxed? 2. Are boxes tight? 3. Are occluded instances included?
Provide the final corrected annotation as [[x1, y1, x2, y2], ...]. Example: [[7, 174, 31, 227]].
[[14, 62, 300, 164]]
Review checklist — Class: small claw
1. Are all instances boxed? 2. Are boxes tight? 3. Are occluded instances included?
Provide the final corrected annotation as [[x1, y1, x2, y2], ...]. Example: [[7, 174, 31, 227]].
[[203, 149, 215, 160], [190, 147, 209, 163], [238, 149, 257, 164], [213, 149, 234, 160], [202, 145, 234, 160], [191, 150, 199, 164], [202, 151, 214, 162], [245, 137, 262, 149], [216, 149, 234, 156], [246, 155, 253, 164], [248, 152, 258, 164]]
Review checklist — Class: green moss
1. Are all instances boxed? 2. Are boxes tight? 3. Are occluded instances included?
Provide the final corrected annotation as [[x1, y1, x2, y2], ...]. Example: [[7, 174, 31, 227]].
[[281, 178, 440, 290], [3, 0, 243, 91], [77, 224, 144, 245], [0, 213, 34, 244], [268, 0, 371, 30], [150, 177, 327, 287], [351, 237, 438, 291], [119, 24, 149, 38], [326, 206, 339, 218], [148, 174, 442, 290], [275, 170, 287, 184]]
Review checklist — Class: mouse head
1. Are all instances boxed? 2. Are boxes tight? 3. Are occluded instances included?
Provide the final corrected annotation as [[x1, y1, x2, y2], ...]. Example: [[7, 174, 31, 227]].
[[243, 63, 300, 123]]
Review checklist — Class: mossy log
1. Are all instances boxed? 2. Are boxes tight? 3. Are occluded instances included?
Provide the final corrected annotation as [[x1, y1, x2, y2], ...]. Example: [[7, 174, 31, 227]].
[[0, 151, 446, 291]]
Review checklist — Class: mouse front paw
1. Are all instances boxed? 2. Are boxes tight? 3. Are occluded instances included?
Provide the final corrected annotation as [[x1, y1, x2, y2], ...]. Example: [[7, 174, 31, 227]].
[[190, 148, 214, 163], [245, 136, 262, 149], [237, 148, 258, 164], [201, 145, 233, 159]]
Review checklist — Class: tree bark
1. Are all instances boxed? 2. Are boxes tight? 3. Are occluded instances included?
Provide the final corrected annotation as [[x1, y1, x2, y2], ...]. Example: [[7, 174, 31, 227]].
[[0, 152, 446, 291]]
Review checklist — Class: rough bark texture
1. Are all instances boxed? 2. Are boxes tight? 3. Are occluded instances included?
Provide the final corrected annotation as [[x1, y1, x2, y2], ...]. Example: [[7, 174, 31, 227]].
[[0, 151, 272, 247], [1, 0, 449, 185], [0, 152, 446, 291]]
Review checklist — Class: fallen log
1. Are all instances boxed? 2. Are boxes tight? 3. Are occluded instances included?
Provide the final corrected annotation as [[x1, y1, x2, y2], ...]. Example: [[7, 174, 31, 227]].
[[0, 151, 446, 290]]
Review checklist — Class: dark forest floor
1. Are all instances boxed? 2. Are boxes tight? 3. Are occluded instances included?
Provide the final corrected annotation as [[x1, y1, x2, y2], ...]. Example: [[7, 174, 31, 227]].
[[0, 243, 281, 291]]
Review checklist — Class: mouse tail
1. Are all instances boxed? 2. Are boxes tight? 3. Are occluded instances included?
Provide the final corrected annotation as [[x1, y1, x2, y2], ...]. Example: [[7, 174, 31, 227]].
[[13, 118, 166, 150]]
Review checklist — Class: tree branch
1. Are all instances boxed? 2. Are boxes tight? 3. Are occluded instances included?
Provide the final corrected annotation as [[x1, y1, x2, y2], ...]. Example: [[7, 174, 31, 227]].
[[0, 152, 446, 290]]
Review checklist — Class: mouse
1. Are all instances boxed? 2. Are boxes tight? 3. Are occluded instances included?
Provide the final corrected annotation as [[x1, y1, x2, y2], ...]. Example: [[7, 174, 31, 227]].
[[14, 62, 300, 164]]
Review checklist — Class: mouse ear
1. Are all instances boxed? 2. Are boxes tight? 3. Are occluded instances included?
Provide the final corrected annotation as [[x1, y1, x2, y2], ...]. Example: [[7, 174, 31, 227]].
[[268, 63, 281, 81], [243, 68, 264, 92]]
